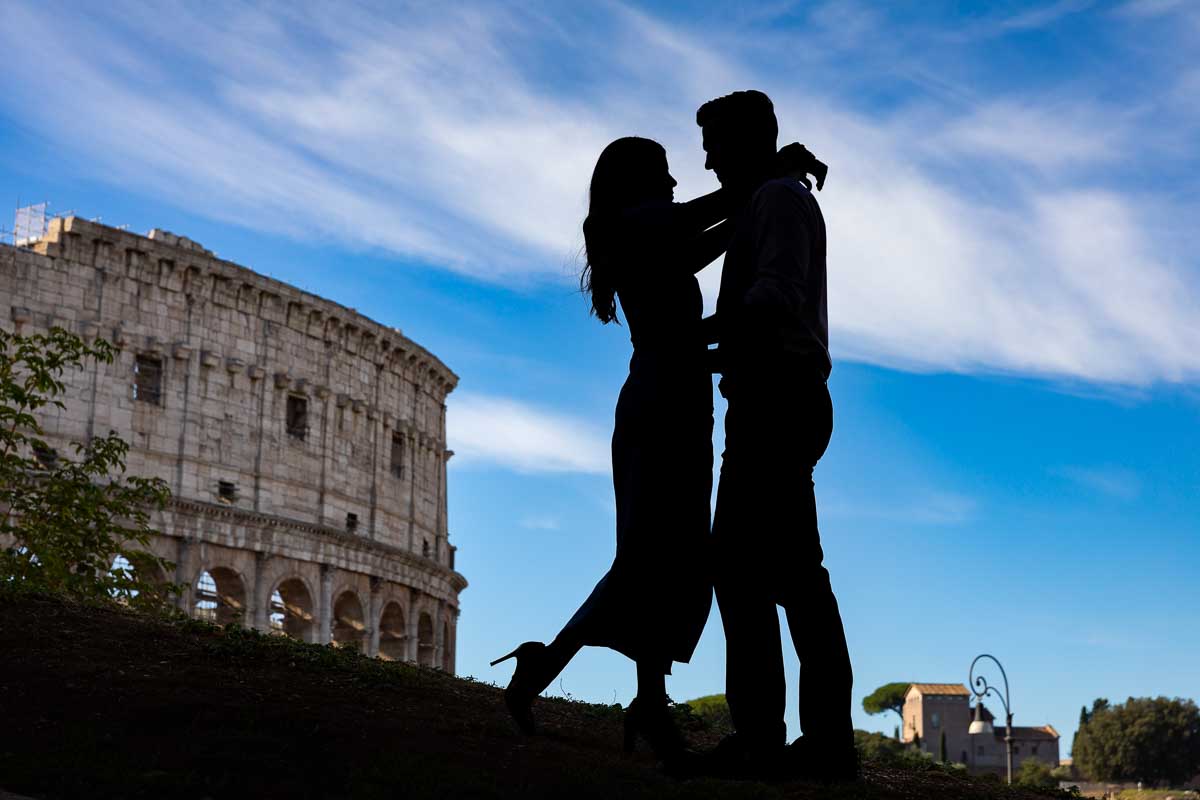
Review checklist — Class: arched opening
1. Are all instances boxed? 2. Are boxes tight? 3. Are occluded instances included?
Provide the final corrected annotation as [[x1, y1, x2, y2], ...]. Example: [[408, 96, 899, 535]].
[[441, 621, 452, 672], [109, 553, 169, 602], [377, 602, 407, 661], [332, 591, 366, 652], [193, 567, 246, 625], [109, 554, 137, 600], [417, 612, 435, 667], [269, 578, 315, 642]]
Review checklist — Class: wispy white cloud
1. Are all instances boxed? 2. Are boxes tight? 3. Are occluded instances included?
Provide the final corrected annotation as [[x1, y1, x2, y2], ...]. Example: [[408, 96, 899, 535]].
[[520, 514, 562, 531], [928, 101, 1120, 170], [447, 393, 609, 475], [989, 0, 1096, 33], [824, 489, 976, 526], [1069, 629, 1143, 649], [805, 1, 885, 50], [1118, 0, 1197, 19], [1, 1, 1197, 385], [911, 491, 978, 525], [1052, 465, 1141, 500]]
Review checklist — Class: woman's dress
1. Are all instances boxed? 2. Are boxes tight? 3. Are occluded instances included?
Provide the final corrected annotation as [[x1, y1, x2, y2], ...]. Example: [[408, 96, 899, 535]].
[[559, 202, 715, 671]]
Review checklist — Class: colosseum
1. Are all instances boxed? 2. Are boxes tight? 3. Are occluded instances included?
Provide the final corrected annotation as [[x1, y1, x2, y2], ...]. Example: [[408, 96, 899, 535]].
[[0, 215, 466, 671]]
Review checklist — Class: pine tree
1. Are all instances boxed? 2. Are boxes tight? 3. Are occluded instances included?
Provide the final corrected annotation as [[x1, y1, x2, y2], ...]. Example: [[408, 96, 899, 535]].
[[939, 729, 948, 762], [894, 724, 900, 741]]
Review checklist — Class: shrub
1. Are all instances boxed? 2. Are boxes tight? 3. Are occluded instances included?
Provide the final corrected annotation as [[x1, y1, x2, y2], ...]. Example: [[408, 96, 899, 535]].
[[1016, 759, 1058, 790], [680, 693, 734, 736], [856, 729, 906, 763]]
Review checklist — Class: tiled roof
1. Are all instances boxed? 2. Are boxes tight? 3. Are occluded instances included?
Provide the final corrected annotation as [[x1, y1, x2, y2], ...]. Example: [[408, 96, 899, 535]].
[[908, 683, 970, 696], [996, 726, 1060, 741]]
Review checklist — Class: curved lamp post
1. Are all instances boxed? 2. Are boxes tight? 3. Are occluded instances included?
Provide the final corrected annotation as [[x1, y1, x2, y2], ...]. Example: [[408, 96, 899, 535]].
[[968, 653, 1014, 784]]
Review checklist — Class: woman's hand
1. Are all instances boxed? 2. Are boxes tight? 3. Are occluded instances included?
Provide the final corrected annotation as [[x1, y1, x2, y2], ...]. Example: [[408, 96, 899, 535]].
[[775, 142, 828, 191]]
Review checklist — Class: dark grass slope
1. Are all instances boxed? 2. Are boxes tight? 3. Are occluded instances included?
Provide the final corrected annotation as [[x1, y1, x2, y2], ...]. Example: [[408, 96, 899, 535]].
[[0, 593, 1068, 800]]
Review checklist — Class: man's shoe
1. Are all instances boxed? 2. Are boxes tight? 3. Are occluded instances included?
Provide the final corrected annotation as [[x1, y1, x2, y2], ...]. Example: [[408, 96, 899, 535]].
[[680, 733, 788, 780], [784, 736, 861, 783], [623, 698, 686, 758]]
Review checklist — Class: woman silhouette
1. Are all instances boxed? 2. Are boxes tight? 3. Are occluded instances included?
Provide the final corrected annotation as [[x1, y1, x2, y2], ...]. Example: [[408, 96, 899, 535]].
[[492, 137, 813, 760]]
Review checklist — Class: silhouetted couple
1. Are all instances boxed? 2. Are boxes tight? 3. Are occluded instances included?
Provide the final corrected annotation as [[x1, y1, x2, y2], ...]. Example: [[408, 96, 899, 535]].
[[492, 90, 856, 783]]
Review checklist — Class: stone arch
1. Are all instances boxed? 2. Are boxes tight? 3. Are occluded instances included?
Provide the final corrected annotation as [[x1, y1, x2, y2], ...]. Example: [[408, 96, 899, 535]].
[[441, 620, 452, 672], [255, 557, 319, 621], [194, 565, 246, 625], [110, 552, 169, 583], [269, 576, 316, 642], [332, 590, 366, 652], [108, 553, 170, 604], [417, 612, 435, 667], [377, 601, 407, 661]]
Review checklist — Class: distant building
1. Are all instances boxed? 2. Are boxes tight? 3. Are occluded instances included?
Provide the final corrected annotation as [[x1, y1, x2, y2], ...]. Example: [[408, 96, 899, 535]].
[[901, 683, 1060, 776]]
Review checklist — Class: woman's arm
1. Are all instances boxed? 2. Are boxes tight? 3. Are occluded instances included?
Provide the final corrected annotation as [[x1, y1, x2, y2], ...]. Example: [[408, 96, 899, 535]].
[[672, 187, 731, 236], [681, 218, 734, 275], [667, 142, 813, 235], [699, 313, 722, 346]]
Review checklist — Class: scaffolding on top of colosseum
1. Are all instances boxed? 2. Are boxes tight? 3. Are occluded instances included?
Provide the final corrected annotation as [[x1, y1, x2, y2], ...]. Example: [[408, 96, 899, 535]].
[[12, 202, 50, 246]]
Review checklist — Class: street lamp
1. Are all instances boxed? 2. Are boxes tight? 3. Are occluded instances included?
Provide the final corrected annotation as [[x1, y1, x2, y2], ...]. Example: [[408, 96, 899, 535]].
[[969, 653, 1014, 784], [969, 701, 994, 735]]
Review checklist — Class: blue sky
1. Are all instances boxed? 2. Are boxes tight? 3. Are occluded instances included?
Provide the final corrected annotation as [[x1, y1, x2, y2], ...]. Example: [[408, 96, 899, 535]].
[[2, 0, 1199, 753]]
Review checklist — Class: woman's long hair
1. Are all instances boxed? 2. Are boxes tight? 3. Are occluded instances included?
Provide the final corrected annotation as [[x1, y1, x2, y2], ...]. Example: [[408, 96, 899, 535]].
[[581, 137, 667, 324]]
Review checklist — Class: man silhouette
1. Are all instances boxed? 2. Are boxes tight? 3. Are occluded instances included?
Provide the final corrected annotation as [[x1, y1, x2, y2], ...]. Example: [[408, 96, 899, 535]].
[[697, 90, 856, 781]]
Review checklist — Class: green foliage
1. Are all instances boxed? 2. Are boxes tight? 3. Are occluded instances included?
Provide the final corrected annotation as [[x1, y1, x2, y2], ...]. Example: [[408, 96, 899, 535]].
[[0, 327, 173, 607], [1072, 696, 1200, 786], [1015, 760, 1057, 790], [863, 682, 911, 721], [1050, 765, 1073, 781], [855, 729, 906, 762], [679, 693, 734, 736], [856, 730, 946, 774], [939, 729, 948, 762]]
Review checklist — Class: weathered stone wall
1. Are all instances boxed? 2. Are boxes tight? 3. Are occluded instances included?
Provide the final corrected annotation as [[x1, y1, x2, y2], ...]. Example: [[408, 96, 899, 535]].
[[915, 693, 971, 764], [0, 216, 465, 670]]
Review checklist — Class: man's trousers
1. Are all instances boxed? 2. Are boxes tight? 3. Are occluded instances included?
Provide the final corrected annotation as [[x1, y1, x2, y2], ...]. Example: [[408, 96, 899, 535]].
[[712, 367, 853, 751]]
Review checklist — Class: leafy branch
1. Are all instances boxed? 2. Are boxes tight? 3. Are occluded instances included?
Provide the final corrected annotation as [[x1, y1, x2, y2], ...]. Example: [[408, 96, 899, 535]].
[[0, 327, 175, 608]]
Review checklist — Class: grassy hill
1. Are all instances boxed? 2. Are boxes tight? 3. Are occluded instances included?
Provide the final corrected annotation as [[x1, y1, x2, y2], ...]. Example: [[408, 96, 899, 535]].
[[0, 592, 1070, 800]]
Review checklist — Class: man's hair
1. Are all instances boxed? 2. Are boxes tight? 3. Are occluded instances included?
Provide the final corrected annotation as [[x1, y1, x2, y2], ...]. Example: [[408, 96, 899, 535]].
[[695, 90, 778, 147]]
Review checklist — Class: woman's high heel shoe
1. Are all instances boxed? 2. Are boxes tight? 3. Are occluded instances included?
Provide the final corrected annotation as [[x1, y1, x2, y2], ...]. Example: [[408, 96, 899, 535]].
[[491, 641, 548, 735]]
